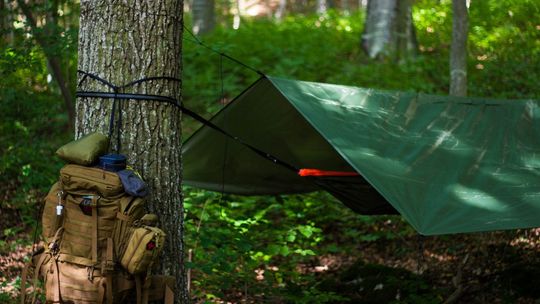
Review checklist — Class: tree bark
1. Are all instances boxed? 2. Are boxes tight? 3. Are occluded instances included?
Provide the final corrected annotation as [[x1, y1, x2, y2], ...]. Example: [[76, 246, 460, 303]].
[[361, 0, 417, 60], [192, 0, 215, 35], [17, 0, 76, 129], [450, 0, 468, 96], [76, 1, 187, 303]]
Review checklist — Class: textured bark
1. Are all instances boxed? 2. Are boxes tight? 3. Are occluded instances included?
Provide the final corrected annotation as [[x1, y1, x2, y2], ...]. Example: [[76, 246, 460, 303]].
[[361, 0, 417, 60], [192, 0, 215, 35], [76, 1, 187, 303], [450, 0, 468, 96]]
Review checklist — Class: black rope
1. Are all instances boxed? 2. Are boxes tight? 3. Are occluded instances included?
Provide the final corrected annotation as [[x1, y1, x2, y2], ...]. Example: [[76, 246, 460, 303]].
[[106, 88, 122, 153], [117, 97, 122, 153], [181, 22, 264, 77], [108, 97, 117, 141], [76, 70, 299, 173], [122, 76, 182, 89], [77, 91, 179, 105], [77, 70, 178, 92]]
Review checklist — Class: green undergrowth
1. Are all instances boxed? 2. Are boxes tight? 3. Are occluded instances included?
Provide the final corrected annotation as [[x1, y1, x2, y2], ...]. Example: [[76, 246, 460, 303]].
[[1, 0, 540, 302], [0, 43, 71, 241], [184, 188, 416, 303]]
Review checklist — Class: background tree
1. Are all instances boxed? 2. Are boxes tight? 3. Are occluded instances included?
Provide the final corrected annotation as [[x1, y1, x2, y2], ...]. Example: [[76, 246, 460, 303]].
[[274, 0, 287, 20], [361, 0, 417, 60], [450, 0, 468, 96], [192, 0, 216, 35], [75, 0, 187, 303], [316, 0, 334, 14], [0, 0, 7, 44], [17, 0, 76, 129]]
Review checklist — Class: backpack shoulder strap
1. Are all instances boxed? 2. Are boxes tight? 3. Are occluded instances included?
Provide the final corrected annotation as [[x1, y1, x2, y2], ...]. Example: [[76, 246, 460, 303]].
[[164, 284, 174, 304], [19, 255, 39, 304], [92, 195, 100, 265]]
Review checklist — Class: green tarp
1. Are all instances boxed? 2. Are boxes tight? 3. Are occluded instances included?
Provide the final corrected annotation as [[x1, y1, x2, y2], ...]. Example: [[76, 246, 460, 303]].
[[183, 76, 540, 235]]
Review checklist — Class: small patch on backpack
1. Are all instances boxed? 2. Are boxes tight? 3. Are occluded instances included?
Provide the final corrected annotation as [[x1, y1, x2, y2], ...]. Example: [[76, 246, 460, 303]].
[[79, 198, 93, 216], [146, 241, 156, 250]]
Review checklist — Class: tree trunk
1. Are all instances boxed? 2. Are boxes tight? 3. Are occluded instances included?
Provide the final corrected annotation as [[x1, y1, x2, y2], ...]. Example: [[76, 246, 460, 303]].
[[316, 0, 327, 14], [342, 0, 349, 15], [361, 0, 417, 60], [233, 0, 241, 29], [192, 0, 215, 35], [450, 0, 468, 96], [275, 0, 287, 20], [0, 0, 6, 44], [359, 0, 368, 9], [76, 1, 187, 303], [1, 0, 14, 45]]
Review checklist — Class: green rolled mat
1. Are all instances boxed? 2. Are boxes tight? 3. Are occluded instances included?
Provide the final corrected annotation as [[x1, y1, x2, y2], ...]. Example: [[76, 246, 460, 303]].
[[56, 132, 109, 165]]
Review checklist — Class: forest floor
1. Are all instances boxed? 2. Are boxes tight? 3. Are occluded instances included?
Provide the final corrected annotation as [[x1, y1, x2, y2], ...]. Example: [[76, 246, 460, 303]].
[[2, 204, 540, 303], [316, 227, 540, 303]]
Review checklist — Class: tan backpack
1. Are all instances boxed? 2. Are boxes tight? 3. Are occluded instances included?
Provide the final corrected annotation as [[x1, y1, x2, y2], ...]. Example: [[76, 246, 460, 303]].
[[20, 164, 173, 304]]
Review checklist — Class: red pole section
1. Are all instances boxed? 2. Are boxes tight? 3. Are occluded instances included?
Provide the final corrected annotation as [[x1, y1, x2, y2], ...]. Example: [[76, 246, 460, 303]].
[[298, 168, 360, 177]]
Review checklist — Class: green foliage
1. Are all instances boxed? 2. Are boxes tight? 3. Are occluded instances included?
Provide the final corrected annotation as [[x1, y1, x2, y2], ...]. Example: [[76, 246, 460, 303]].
[[185, 188, 348, 302], [183, 1, 540, 127], [1, 53, 66, 177], [184, 186, 416, 302], [2, 0, 540, 301], [0, 1, 76, 233], [181, 3, 540, 300]]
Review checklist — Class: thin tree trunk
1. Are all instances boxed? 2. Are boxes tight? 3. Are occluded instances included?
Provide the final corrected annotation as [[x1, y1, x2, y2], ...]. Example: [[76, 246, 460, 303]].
[[233, 0, 241, 29], [316, 0, 327, 14], [76, 1, 187, 303], [275, 0, 287, 20], [362, 0, 395, 58], [192, 0, 215, 35], [342, 0, 349, 15], [17, 0, 76, 129], [328, 0, 335, 10], [0, 0, 6, 43], [450, 0, 468, 96], [8, 1, 14, 44], [361, 0, 417, 60], [360, 0, 368, 9], [1, 0, 14, 45], [393, 0, 416, 61]]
